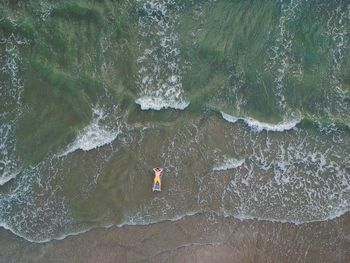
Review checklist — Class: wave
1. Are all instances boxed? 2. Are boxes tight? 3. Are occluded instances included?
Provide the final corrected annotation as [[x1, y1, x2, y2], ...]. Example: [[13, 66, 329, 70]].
[[136, 96, 190, 111], [213, 158, 245, 171], [58, 107, 121, 157], [0, 171, 19, 186], [220, 111, 302, 132]]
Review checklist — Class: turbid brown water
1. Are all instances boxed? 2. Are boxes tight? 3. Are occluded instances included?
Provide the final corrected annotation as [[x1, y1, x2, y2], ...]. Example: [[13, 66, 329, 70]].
[[0, 212, 349, 263]]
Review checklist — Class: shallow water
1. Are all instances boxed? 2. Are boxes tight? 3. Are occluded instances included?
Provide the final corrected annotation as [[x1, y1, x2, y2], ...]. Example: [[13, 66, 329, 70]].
[[0, 0, 349, 245]]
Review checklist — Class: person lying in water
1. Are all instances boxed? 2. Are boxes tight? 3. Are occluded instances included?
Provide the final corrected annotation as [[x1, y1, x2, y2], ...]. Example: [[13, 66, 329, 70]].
[[152, 167, 163, 192]]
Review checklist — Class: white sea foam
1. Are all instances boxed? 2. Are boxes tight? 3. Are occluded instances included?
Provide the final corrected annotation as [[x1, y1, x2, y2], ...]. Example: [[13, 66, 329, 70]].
[[266, 0, 303, 110], [119, 211, 201, 227], [324, 5, 350, 123], [213, 158, 245, 171], [218, 126, 350, 224], [0, 211, 202, 243], [225, 208, 350, 225], [220, 111, 301, 132], [135, 0, 188, 111], [0, 204, 74, 243], [0, 159, 74, 243], [59, 107, 121, 157], [136, 96, 189, 110], [220, 112, 239, 123], [3, 206, 349, 244], [0, 34, 27, 184], [0, 171, 19, 186], [0, 176, 14, 186], [37, 1, 55, 21], [0, 221, 105, 244]]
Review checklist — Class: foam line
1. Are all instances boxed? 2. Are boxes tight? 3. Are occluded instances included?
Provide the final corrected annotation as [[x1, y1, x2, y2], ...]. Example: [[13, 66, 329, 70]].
[[136, 96, 190, 111], [2, 208, 349, 244], [213, 158, 245, 171], [226, 208, 350, 225], [220, 111, 301, 132], [0, 171, 19, 186], [58, 108, 120, 157]]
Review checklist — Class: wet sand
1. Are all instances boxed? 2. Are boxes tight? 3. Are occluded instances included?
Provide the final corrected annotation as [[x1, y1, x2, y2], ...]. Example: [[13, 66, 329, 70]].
[[0, 212, 349, 263]]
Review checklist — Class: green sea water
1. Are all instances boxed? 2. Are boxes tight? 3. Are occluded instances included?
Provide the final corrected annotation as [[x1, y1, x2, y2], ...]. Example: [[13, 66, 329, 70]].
[[0, 0, 349, 242]]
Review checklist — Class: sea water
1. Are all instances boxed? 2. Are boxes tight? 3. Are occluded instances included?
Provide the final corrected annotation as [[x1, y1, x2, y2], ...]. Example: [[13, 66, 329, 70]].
[[0, 0, 349, 243]]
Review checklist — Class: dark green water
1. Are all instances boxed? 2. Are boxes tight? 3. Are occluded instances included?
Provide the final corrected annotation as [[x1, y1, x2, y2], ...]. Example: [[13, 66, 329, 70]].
[[0, 0, 349, 242]]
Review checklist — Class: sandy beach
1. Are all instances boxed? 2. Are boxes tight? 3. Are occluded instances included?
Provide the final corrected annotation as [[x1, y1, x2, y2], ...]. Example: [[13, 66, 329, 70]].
[[0, 212, 349, 263]]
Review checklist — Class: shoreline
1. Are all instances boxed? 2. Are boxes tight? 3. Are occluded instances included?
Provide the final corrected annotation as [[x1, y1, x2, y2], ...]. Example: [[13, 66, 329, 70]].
[[1, 212, 349, 262], [2, 209, 350, 244]]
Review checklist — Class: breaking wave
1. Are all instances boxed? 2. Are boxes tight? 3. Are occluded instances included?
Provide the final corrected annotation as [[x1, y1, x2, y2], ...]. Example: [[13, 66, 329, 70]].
[[220, 111, 301, 132], [136, 96, 189, 111], [59, 107, 121, 157], [0, 170, 19, 186]]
